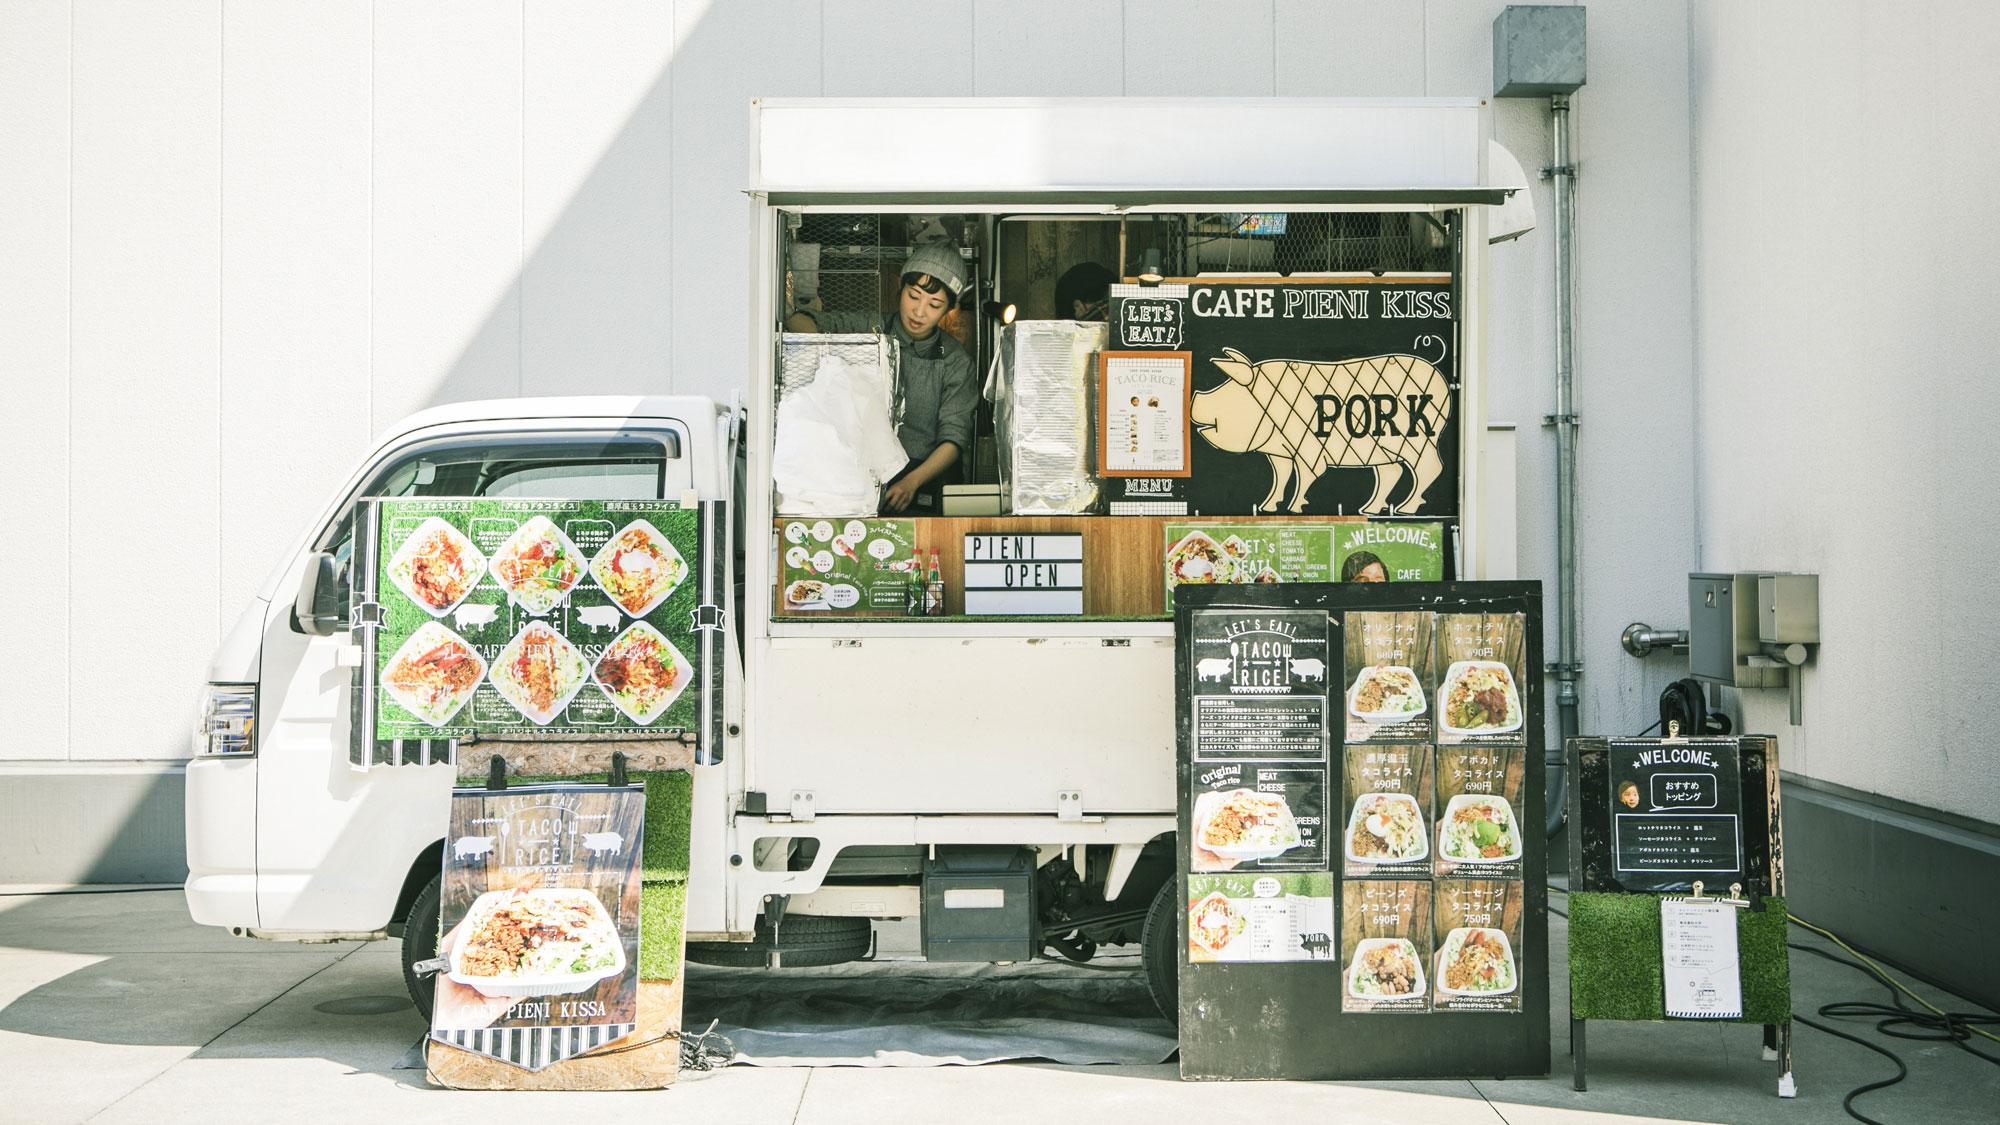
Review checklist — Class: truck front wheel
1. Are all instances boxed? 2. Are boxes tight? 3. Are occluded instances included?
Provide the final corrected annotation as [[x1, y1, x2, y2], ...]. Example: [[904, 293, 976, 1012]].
[[401, 874, 440, 1021], [1141, 878, 1179, 1023]]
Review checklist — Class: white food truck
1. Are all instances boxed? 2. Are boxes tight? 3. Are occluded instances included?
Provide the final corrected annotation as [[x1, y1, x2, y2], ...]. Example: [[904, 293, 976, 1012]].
[[184, 99, 1518, 1018]]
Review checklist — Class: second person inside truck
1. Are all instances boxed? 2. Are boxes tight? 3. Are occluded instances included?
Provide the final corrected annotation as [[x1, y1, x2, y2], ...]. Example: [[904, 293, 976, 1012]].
[[787, 243, 977, 514]]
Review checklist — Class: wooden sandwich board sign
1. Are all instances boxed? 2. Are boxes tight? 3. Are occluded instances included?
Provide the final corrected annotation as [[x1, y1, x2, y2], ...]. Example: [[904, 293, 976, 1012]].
[[1565, 732, 1795, 1098], [424, 760, 690, 1090]]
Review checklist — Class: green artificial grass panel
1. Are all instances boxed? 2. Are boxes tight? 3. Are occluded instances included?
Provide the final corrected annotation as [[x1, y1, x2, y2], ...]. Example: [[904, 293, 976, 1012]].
[[638, 879, 687, 981], [1569, 892, 1791, 1023], [517, 769, 691, 982], [516, 769, 691, 882]]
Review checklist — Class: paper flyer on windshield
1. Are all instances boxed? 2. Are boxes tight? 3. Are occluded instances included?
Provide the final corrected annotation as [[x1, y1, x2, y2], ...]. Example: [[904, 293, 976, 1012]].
[[1431, 880, 1524, 1012], [1186, 873, 1336, 963], [430, 783, 644, 1071], [371, 499, 702, 741]]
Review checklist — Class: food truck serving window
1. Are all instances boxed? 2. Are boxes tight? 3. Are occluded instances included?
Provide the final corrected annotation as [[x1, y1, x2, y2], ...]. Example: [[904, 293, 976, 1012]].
[[770, 211, 1461, 623]]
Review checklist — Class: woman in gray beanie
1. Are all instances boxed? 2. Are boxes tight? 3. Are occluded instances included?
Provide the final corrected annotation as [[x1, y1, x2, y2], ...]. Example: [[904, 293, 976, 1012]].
[[787, 244, 977, 514]]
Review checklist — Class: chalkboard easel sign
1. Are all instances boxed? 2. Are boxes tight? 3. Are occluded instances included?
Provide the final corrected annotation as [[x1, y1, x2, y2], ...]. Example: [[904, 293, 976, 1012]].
[[1564, 733, 1794, 1098], [1569, 735, 1780, 897]]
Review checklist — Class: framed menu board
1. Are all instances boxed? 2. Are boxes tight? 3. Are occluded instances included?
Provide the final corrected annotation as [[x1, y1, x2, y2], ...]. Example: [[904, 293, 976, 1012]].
[[1099, 350, 1193, 477], [1175, 581, 1548, 1082]]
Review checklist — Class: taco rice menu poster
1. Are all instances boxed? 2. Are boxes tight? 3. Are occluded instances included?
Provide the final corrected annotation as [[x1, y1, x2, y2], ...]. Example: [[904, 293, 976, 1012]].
[[370, 499, 703, 740]]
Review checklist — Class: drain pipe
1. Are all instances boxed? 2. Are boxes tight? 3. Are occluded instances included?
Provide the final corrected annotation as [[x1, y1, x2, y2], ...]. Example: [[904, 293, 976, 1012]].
[[1546, 92, 1581, 839]]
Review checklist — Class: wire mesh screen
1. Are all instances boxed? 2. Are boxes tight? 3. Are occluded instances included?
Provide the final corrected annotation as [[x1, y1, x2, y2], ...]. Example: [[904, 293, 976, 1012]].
[[777, 332, 897, 399], [1136, 212, 1456, 277], [788, 213, 898, 318]]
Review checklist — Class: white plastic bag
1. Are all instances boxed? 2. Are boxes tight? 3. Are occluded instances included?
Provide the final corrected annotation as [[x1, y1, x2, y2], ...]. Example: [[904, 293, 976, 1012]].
[[773, 353, 907, 516]]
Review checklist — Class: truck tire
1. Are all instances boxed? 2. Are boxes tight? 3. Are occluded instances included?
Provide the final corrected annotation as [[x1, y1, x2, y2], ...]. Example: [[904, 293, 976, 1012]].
[[685, 914, 872, 969], [1141, 878, 1179, 1024], [401, 874, 440, 1022]]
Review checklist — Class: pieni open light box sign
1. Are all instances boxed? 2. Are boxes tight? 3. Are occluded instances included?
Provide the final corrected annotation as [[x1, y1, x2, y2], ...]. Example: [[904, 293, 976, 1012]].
[[963, 533, 1083, 616]]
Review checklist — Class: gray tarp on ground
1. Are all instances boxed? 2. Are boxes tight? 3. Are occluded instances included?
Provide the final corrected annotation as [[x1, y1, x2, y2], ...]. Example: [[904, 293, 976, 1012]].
[[680, 953, 1177, 1067]]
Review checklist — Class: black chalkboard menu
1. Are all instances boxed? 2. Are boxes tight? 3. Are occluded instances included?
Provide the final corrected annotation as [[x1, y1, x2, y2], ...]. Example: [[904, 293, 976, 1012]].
[[1569, 736, 1779, 897], [1176, 581, 1548, 1081]]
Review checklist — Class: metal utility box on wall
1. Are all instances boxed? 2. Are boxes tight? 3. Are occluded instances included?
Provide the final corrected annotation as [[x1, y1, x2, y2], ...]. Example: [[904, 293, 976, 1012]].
[[1690, 573, 1784, 688], [1758, 573, 1820, 645], [920, 846, 1037, 962], [1493, 6, 1587, 97]]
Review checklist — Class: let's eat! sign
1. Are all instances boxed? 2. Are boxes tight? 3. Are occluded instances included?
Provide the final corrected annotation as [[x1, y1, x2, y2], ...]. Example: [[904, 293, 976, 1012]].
[[963, 533, 1083, 616]]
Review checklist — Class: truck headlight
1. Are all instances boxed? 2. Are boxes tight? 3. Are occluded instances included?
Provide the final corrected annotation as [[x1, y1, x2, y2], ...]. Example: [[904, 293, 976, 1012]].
[[195, 683, 257, 757]]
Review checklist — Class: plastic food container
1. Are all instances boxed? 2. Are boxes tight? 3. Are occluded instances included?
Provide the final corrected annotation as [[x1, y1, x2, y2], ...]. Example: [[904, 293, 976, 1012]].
[[1435, 926, 1518, 997], [1194, 789, 1303, 862], [1346, 664, 1429, 723], [1346, 937, 1426, 1000], [1437, 660, 1524, 736], [447, 888, 627, 999], [1342, 792, 1430, 864], [1436, 793, 1523, 864]]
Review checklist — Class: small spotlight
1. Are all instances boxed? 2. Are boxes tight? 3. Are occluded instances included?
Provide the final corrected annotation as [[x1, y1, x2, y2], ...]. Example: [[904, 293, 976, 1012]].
[[1138, 248, 1164, 286], [983, 300, 1017, 325]]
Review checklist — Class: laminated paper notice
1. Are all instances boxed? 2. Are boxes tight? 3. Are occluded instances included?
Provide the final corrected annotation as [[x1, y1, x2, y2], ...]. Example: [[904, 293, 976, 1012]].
[[1661, 898, 1742, 1019], [1186, 873, 1336, 963]]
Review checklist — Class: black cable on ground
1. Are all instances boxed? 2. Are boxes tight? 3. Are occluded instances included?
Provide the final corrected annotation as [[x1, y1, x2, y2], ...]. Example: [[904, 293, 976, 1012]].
[[1787, 940, 2000, 1069], [1790, 1011, 1908, 1125]]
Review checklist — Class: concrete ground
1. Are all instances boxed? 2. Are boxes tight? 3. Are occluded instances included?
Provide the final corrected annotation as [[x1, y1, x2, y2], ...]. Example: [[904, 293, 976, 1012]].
[[2, 886, 1994, 1124]]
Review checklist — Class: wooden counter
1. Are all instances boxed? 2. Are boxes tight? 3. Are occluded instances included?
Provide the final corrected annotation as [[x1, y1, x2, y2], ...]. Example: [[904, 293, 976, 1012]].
[[773, 515, 1363, 619]]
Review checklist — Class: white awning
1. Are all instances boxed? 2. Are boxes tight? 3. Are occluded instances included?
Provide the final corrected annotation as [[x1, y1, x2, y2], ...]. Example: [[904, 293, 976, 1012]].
[[752, 98, 1508, 208]]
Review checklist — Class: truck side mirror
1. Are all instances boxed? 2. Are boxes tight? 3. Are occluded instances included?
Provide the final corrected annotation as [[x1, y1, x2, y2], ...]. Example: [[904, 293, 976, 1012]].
[[294, 552, 347, 636]]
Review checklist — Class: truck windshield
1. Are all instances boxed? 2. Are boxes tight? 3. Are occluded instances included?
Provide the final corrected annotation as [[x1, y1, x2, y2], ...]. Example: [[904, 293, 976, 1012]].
[[307, 434, 677, 631]]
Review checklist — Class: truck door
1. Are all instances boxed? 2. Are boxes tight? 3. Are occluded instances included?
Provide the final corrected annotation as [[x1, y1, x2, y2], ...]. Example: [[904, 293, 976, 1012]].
[[255, 429, 689, 931]]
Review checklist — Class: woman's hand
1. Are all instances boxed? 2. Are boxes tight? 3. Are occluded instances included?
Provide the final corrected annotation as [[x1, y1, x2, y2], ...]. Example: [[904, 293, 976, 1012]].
[[429, 919, 522, 1031], [883, 474, 922, 512]]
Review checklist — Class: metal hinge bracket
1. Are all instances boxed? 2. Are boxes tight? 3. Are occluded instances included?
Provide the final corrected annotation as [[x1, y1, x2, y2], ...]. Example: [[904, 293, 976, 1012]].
[[1057, 790, 1085, 821], [786, 790, 816, 822]]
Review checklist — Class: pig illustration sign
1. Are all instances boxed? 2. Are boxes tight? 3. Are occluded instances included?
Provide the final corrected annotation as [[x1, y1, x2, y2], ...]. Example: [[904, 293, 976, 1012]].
[[1113, 280, 1458, 519]]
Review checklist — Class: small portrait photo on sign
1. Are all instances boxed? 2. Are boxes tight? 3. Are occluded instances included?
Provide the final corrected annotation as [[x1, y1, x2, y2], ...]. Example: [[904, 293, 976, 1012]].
[[1343, 611, 1436, 744], [1434, 613, 1528, 747], [1340, 880, 1433, 1013], [1190, 760, 1328, 873], [1334, 521, 1446, 583], [1431, 880, 1524, 1013]]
